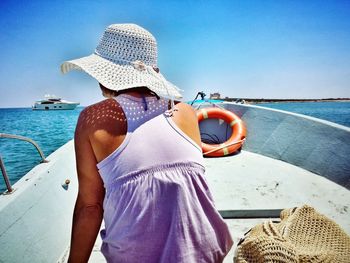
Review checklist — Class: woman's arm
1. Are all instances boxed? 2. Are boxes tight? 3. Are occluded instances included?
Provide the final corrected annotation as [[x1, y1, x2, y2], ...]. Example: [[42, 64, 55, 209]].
[[68, 112, 105, 263], [172, 102, 202, 148]]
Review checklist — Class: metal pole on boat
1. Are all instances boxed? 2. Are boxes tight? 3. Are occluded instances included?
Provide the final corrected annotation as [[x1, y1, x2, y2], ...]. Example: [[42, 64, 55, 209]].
[[0, 155, 13, 194], [0, 133, 48, 163], [219, 209, 282, 219], [0, 133, 48, 194]]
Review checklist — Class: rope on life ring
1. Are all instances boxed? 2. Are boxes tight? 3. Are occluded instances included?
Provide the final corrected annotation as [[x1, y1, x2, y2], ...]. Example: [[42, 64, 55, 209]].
[[197, 107, 246, 157]]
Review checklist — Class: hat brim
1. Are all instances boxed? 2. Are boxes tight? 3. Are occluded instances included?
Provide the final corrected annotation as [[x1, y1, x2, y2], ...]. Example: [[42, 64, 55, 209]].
[[61, 54, 182, 99]]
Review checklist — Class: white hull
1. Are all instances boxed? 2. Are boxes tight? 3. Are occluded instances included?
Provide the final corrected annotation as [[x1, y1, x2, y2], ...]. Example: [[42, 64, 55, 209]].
[[32, 102, 79, 110], [0, 141, 77, 262]]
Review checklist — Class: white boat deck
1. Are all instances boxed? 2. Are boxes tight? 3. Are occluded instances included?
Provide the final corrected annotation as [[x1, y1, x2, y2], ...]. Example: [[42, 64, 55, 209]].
[[205, 150, 350, 262], [85, 150, 350, 262]]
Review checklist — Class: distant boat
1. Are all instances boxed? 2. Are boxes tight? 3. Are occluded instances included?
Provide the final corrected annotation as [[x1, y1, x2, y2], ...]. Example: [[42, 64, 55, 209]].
[[32, 94, 79, 110]]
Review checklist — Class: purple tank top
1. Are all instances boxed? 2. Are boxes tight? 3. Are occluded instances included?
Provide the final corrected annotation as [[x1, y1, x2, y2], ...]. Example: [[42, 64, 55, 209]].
[[97, 94, 233, 263]]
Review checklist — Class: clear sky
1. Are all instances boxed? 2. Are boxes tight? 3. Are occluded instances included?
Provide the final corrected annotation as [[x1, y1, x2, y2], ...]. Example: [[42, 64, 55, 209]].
[[1, 0, 349, 108]]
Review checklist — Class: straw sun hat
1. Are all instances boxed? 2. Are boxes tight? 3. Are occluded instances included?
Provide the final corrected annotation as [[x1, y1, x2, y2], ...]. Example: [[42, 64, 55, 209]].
[[61, 24, 182, 100]]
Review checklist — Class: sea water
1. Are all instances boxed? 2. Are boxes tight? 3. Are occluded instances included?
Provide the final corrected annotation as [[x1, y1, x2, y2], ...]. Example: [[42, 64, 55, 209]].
[[0, 107, 82, 192], [258, 101, 350, 127], [1, 102, 350, 191]]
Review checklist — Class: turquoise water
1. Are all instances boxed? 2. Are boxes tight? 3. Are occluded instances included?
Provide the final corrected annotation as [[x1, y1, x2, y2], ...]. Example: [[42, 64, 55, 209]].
[[1, 101, 350, 192], [258, 101, 350, 128], [189, 99, 224, 104], [0, 107, 82, 192]]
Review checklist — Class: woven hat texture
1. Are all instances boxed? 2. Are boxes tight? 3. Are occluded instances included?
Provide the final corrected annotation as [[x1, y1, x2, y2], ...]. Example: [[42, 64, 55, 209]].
[[61, 24, 182, 99], [236, 205, 350, 263]]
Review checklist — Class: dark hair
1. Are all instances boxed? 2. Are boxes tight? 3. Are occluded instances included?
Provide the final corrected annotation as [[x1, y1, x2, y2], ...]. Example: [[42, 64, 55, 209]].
[[99, 83, 159, 99]]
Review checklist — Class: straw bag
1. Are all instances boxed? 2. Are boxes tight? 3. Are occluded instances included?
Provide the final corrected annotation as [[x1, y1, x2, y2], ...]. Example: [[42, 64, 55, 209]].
[[235, 205, 350, 263]]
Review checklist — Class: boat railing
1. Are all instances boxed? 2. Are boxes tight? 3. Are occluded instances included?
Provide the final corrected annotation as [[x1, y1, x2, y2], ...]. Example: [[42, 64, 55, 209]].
[[219, 209, 282, 219], [0, 133, 48, 194]]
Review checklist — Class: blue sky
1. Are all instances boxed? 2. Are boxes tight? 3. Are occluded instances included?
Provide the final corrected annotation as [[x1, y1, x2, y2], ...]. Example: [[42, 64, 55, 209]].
[[0, 0, 349, 108]]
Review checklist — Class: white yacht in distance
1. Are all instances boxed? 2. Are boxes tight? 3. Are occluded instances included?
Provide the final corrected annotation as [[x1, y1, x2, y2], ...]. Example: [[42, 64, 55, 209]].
[[32, 94, 80, 110]]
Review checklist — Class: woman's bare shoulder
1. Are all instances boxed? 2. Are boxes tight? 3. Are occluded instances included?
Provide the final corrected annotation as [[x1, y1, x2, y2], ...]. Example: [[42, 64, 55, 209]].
[[78, 98, 123, 121], [75, 98, 127, 162], [174, 102, 198, 122], [76, 98, 125, 134], [172, 102, 201, 147]]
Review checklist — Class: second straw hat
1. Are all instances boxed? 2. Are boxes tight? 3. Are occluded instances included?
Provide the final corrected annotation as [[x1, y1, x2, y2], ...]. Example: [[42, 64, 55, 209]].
[[61, 24, 182, 99]]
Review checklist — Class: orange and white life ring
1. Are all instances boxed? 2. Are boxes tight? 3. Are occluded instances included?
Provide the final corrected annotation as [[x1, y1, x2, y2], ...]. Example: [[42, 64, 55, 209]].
[[197, 107, 246, 157]]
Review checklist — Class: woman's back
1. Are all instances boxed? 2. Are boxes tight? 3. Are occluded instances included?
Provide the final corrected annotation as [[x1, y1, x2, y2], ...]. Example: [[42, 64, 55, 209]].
[[97, 94, 204, 185], [64, 23, 233, 263], [94, 94, 233, 263]]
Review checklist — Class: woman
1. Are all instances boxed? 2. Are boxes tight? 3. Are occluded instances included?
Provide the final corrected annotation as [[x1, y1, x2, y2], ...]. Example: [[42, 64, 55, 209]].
[[62, 24, 233, 263]]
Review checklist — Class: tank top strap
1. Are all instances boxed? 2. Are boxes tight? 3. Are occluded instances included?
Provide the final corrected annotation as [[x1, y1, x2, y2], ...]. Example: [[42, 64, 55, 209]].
[[114, 94, 168, 132], [162, 113, 203, 153]]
